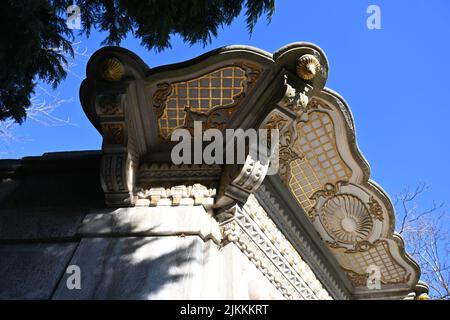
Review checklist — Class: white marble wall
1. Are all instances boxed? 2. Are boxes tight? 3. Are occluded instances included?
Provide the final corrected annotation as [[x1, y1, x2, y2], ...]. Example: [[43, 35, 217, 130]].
[[0, 205, 329, 299], [55, 206, 285, 299]]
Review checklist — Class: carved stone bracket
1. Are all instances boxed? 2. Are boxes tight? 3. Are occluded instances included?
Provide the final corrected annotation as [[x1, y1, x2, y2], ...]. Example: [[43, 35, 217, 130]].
[[214, 153, 269, 220], [100, 152, 136, 206], [81, 45, 329, 210], [89, 56, 141, 207], [213, 51, 327, 220]]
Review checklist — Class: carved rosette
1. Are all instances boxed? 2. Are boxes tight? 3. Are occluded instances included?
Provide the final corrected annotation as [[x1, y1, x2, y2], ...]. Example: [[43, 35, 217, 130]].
[[321, 194, 373, 244], [307, 181, 416, 289], [309, 182, 383, 244]]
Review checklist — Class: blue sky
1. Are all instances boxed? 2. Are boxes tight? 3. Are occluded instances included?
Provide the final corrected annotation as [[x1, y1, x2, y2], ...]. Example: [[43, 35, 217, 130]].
[[2, 0, 449, 210]]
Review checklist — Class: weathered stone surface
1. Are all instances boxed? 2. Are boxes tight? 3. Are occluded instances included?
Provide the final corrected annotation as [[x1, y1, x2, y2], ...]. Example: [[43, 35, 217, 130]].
[[0, 242, 78, 299], [80, 206, 221, 243], [0, 151, 104, 210], [219, 243, 285, 300], [52, 236, 285, 300], [0, 208, 86, 240], [53, 236, 221, 299], [0, 178, 20, 204]]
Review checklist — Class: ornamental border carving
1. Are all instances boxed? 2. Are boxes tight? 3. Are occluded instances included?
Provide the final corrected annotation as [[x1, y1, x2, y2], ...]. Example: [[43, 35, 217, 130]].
[[220, 196, 332, 300], [256, 181, 350, 299]]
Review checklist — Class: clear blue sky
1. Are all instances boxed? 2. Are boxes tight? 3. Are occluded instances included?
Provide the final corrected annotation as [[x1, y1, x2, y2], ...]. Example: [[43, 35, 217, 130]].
[[3, 0, 450, 209]]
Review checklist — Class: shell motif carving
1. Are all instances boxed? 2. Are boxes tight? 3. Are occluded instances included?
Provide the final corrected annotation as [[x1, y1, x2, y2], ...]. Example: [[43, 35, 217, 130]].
[[321, 194, 373, 244], [100, 57, 125, 81], [296, 54, 321, 81]]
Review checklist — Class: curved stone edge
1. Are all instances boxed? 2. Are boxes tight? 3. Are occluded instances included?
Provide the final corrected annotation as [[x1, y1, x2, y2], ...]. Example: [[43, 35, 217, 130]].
[[256, 180, 352, 300], [316, 88, 423, 292]]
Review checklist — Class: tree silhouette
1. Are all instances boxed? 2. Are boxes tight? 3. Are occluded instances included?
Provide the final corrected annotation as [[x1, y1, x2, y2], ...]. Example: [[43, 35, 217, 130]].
[[0, 0, 275, 124]]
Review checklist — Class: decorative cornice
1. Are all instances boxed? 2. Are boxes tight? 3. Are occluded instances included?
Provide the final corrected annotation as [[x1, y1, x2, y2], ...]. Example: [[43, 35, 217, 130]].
[[256, 179, 351, 299], [138, 163, 222, 187], [134, 184, 216, 214], [274, 88, 423, 297], [78, 43, 424, 298], [220, 195, 332, 300]]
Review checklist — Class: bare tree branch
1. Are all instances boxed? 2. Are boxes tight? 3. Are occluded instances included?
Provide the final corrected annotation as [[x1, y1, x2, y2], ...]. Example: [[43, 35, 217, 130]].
[[395, 184, 450, 299], [0, 41, 89, 150]]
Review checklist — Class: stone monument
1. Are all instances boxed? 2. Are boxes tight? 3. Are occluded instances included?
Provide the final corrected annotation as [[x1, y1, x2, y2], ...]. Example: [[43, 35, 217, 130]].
[[0, 42, 429, 300]]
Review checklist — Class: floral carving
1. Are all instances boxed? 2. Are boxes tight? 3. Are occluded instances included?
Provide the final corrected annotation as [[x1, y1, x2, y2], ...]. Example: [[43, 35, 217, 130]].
[[239, 62, 261, 89], [96, 94, 123, 115], [368, 196, 384, 221], [102, 123, 124, 144], [153, 82, 172, 118], [345, 269, 368, 287], [264, 113, 288, 131], [278, 125, 303, 184]]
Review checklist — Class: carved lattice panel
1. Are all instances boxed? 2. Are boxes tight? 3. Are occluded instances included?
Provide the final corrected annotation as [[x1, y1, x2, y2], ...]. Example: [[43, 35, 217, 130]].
[[155, 65, 255, 140], [331, 241, 408, 285], [288, 112, 352, 212]]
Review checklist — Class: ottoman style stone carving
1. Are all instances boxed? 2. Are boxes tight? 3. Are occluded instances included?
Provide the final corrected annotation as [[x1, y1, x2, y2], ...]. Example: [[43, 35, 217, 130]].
[[0, 42, 427, 300]]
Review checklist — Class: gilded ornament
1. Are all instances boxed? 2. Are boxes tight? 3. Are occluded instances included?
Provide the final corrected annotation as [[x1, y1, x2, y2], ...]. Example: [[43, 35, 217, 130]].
[[96, 94, 122, 115], [103, 123, 125, 144], [345, 269, 368, 287], [296, 54, 321, 81], [100, 57, 125, 81], [368, 196, 384, 221], [417, 293, 430, 300]]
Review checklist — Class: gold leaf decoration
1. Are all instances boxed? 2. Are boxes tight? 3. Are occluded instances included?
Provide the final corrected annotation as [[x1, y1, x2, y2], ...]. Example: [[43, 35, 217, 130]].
[[153, 63, 261, 141], [102, 123, 124, 144], [296, 54, 321, 81], [368, 196, 384, 221], [100, 57, 125, 82]]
